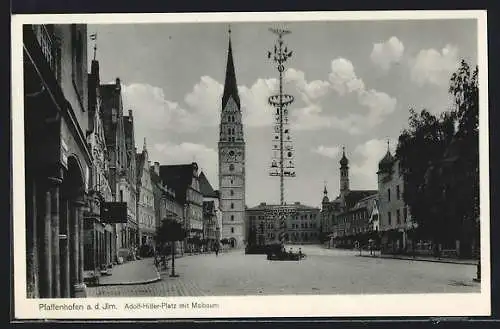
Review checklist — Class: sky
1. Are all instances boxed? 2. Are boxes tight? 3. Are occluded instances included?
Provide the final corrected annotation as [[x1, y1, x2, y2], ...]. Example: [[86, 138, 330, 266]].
[[87, 19, 478, 209]]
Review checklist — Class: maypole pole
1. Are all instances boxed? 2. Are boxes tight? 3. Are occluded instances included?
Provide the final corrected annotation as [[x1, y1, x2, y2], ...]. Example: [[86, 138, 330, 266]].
[[267, 27, 295, 246]]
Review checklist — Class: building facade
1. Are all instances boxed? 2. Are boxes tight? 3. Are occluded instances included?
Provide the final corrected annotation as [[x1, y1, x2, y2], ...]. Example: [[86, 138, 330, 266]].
[[83, 58, 115, 276], [377, 145, 412, 252], [218, 30, 246, 248], [321, 148, 378, 248], [136, 139, 155, 248], [247, 202, 321, 245], [198, 171, 222, 250], [100, 79, 137, 257], [159, 163, 203, 251], [24, 24, 92, 298], [123, 110, 139, 249]]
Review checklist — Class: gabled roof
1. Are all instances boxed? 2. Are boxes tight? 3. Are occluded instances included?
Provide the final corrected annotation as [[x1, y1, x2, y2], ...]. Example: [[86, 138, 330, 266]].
[[159, 164, 196, 204], [198, 171, 218, 198]]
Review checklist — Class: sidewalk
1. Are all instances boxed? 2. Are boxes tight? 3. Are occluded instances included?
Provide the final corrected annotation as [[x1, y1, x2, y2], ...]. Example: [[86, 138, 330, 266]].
[[98, 258, 161, 286], [358, 253, 478, 266]]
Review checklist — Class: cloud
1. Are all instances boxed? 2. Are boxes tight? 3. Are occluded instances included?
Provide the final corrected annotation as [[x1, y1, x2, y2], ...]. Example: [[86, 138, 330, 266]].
[[370, 36, 404, 70], [410, 44, 459, 87], [328, 58, 365, 95], [349, 138, 398, 189], [312, 145, 341, 159], [291, 58, 396, 134], [153, 142, 219, 189], [239, 78, 278, 127], [285, 68, 331, 101], [184, 75, 223, 126]]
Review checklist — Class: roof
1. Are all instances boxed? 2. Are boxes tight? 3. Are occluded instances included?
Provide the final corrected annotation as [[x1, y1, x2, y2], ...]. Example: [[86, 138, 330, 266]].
[[159, 163, 197, 204], [246, 202, 320, 212], [222, 33, 240, 110], [378, 149, 395, 171], [344, 190, 378, 209], [99, 83, 120, 147], [339, 148, 349, 167], [198, 171, 218, 198]]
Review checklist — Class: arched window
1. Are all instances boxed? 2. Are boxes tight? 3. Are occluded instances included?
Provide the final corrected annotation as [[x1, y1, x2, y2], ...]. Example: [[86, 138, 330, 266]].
[[230, 203, 234, 209]]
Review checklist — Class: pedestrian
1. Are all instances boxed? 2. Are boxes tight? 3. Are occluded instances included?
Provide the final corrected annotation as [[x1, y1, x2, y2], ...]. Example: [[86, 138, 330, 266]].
[[298, 248, 303, 259], [215, 246, 219, 257]]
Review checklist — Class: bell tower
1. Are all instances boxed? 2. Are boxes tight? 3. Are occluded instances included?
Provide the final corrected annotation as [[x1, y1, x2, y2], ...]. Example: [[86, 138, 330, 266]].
[[339, 146, 350, 198], [218, 26, 246, 248]]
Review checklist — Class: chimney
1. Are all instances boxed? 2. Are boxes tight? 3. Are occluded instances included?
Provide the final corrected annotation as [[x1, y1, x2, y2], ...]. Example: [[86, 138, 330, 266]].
[[192, 162, 198, 175], [128, 109, 133, 120], [154, 162, 160, 175], [115, 77, 121, 90]]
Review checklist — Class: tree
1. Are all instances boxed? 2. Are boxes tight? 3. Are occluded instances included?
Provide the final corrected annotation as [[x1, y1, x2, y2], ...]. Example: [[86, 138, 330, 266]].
[[397, 59, 479, 254], [156, 218, 187, 277], [448, 60, 479, 257], [396, 109, 456, 243]]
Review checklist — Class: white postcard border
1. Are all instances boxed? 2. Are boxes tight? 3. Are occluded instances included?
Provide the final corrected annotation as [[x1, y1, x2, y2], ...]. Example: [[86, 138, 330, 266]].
[[11, 10, 490, 319]]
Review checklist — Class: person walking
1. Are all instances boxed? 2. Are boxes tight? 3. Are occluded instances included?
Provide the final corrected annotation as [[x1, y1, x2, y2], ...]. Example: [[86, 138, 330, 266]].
[[215, 245, 219, 257]]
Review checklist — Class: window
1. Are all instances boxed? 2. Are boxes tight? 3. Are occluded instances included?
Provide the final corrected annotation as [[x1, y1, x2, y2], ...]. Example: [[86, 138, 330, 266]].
[[403, 207, 408, 222], [229, 164, 235, 171], [120, 190, 124, 202], [231, 227, 234, 233], [230, 203, 234, 209], [387, 188, 391, 202], [230, 179, 233, 184], [388, 212, 392, 225], [231, 215, 234, 221], [396, 209, 401, 224], [396, 185, 400, 200], [230, 190, 234, 196]]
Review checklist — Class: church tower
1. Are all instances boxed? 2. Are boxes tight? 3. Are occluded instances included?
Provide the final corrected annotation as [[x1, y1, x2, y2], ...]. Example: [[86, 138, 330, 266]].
[[218, 27, 246, 248], [339, 146, 350, 199]]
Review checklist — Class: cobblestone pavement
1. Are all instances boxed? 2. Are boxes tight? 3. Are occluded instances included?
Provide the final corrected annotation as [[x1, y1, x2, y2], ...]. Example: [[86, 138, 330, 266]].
[[87, 245, 480, 297]]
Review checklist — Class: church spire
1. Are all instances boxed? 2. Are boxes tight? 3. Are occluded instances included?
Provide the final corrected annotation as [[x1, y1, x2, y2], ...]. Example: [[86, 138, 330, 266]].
[[222, 25, 241, 110]]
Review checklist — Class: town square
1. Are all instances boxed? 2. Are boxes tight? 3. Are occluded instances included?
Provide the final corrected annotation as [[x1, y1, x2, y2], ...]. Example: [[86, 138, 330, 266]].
[[18, 15, 482, 302]]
